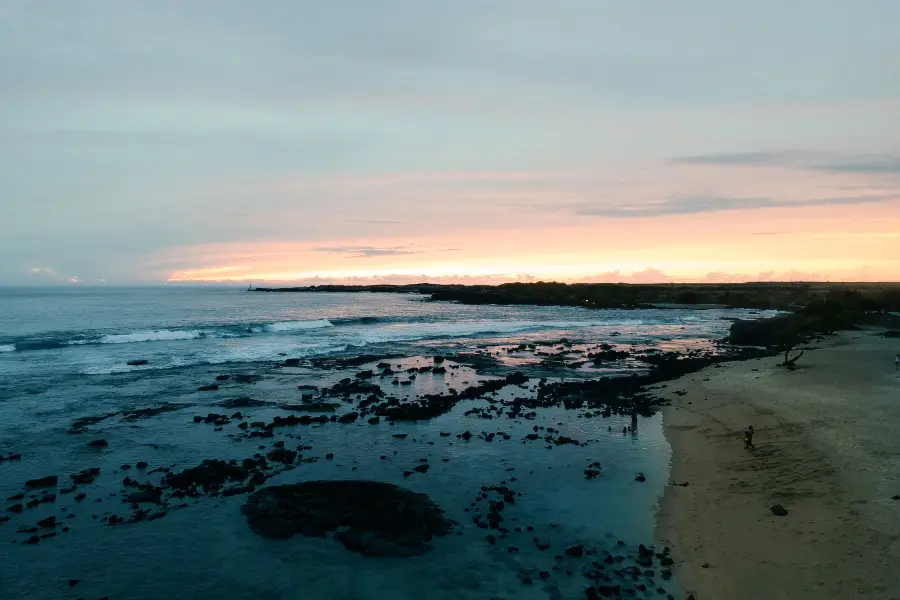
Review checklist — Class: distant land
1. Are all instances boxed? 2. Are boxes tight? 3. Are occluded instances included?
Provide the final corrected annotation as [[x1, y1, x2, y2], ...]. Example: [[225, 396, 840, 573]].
[[252, 281, 900, 311]]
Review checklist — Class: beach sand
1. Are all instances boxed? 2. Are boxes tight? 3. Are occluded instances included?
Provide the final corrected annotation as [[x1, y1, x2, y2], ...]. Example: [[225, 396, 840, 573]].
[[656, 329, 900, 600]]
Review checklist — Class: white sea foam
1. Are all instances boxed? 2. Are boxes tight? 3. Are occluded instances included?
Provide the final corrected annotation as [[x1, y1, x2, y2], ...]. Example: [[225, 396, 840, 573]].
[[0, 344, 15, 353], [96, 330, 206, 344], [356, 319, 627, 344], [262, 319, 334, 332]]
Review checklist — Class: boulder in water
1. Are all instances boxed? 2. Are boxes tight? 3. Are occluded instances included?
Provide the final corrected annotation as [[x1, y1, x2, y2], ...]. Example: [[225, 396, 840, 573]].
[[241, 481, 455, 556]]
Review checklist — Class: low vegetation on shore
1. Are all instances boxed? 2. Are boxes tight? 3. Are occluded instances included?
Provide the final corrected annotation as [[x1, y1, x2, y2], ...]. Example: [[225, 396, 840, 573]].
[[254, 281, 900, 311]]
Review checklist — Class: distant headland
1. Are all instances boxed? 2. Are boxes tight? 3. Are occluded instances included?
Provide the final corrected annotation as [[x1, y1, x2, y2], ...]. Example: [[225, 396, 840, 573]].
[[251, 281, 900, 311]]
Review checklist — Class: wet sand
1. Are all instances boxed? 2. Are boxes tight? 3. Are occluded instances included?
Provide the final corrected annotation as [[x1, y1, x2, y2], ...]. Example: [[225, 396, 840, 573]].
[[656, 330, 900, 599]]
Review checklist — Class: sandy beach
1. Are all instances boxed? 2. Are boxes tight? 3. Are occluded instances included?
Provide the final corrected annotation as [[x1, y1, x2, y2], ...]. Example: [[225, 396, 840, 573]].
[[657, 329, 900, 599]]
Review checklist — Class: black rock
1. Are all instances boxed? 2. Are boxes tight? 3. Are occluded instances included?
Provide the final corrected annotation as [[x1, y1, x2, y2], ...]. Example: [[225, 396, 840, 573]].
[[87, 439, 108, 448], [198, 385, 219, 392], [70, 468, 100, 484], [413, 464, 430, 474], [338, 412, 359, 424], [136, 461, 149, 469], [634, 473, 646, 483], [565, 544, 584, 558], [127, 359, 148, 366], [7, 504, 23, 513], [325, 453, 334, 460], [241, 481, 455, 557], [37, 516, 57, 528], [771, 504, 789, 516], [216, 375, 231, 381], [25, 475, 58, 488]]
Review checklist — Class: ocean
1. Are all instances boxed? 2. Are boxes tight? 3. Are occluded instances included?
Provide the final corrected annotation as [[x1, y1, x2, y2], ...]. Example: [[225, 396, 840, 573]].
[[0, 286, 774, 599]]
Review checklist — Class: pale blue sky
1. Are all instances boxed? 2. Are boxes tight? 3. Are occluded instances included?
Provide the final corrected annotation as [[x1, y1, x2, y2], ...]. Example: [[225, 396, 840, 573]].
[[2, 0, 899, 283]]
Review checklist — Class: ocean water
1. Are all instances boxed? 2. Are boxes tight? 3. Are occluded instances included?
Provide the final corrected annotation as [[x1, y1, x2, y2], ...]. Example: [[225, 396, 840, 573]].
[[0, 286, 774, 599]]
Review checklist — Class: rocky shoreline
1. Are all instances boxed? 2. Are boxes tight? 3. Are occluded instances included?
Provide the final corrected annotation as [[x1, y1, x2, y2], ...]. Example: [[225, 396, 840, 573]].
[[1, 331, 787, 599]]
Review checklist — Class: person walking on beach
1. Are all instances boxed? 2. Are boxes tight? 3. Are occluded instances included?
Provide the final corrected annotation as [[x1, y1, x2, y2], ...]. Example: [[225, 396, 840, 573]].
[[744, 426, 756, 451], [895, 353, 899, 371]]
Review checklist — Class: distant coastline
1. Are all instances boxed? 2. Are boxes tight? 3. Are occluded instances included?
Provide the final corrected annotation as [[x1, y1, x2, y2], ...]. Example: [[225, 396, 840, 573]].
[[252, 281, 900, 311]]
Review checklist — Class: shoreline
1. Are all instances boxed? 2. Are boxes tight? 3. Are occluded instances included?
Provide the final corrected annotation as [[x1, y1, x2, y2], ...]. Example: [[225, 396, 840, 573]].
[[655, 329, 900, 599]]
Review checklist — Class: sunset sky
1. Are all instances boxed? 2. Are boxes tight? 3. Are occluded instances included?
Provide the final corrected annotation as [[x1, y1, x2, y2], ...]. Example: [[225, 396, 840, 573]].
[[2, 0, 899, 285]]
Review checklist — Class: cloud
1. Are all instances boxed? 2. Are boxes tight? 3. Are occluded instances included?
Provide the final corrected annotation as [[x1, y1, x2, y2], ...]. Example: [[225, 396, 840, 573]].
[[671, 151, 900, 174], [575, 193, 897, 218], [314, 245, 418, 258], [345, 219, 408, 225], [29, 267, 58, 276], [582, 268, 675, 284]]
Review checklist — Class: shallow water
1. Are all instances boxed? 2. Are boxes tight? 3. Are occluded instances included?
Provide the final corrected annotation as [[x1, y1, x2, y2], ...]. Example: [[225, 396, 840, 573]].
[[0, 287, 773, 599]]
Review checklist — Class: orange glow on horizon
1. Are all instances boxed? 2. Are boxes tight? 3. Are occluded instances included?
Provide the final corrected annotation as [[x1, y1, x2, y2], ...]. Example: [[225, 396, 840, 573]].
[[163, 203, 900, 284]]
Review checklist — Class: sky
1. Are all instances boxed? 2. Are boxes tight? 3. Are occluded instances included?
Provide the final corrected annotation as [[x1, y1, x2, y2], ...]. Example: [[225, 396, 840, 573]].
[[2, 0, 900, 285]]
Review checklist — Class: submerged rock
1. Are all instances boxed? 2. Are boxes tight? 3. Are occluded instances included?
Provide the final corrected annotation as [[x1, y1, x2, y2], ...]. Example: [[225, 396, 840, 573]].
[[25, 475, 58, 489], [127, 359, 148, 366], [241, 481, 455, 556]]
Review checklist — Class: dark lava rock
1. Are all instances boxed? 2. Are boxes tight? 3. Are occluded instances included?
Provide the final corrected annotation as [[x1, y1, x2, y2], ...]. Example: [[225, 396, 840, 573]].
[[216, 375, 231, 381], [219, 397, 269, 409], [127, 359, 149, 366], [71, 468, 100, 484], [25, 475, 58, 489], [892, 495, 900, 501], [584, 469, 601, 480], [392, 433, 408, 439], [413, 464, 430, 474], [771, 504, 789, 516], [565, 544, 584, 558], [266, 448, 298, 464], [198, 385, 219, 392], [634, 473, 646, 482], [368, 416, 380, 425], [126, 488, 163, 504], [287, 402, 340, 413], [37, 516, 57, 528], [165, 459, 249, 494], [7, 504, 23, 513], [338, 412, 359, 424], [87, 439, 109, 448], [241, 481, 455, 556], [326, 453, 334, 460], [136, 461, 149, 469]]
